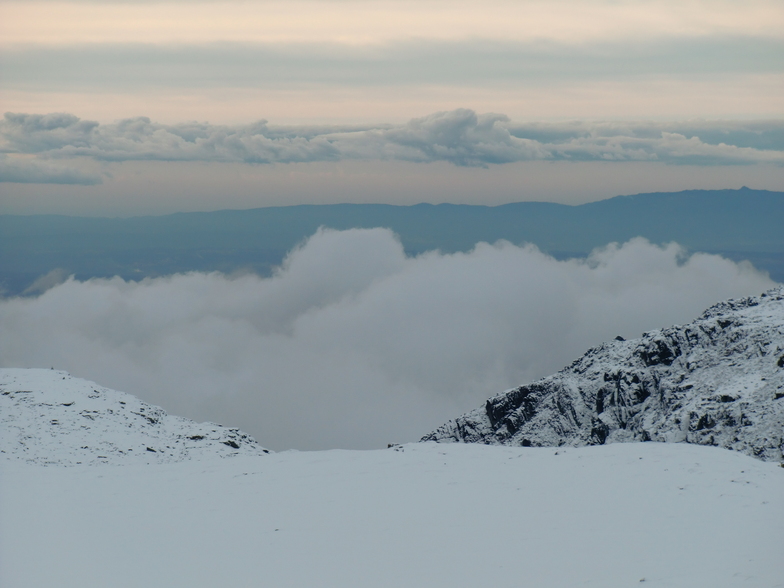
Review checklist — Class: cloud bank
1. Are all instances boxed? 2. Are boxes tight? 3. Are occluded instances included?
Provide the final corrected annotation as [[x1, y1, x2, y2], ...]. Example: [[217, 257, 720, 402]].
[[0, 153, 102, 185], [0, 229, 776, 449], [2, 110, 783, 182], [4, 38, 781, 90]]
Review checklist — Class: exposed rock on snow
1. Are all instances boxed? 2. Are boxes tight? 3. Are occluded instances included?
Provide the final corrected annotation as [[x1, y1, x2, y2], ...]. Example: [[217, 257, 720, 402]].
[[423, 287, 784, 461], [0, 369, 270, 465]]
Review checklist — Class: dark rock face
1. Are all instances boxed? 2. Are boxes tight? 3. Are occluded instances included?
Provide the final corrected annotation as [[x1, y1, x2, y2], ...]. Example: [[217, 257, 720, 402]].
[[423, 287, 784, 461]]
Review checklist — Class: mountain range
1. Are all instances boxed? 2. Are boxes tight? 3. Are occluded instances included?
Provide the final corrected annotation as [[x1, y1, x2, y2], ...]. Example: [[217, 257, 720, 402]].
[[2, 187, 782, 296]]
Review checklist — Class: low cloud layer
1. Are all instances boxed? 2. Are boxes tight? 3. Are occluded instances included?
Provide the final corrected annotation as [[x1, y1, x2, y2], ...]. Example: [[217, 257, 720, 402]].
[[2, 110, 783, 182], [0, 229, 776, 449], [0, 153, 102, 185]]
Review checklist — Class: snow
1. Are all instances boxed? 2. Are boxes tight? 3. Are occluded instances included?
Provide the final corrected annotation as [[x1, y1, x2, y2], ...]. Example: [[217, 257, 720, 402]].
[[425, 286, 784, 461], [0, 368, 269, 465], [1, 442, 783, 588]]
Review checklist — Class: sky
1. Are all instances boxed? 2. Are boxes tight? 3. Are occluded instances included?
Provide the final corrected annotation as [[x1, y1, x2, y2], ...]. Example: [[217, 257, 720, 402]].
[[1, 0, 783, 215]]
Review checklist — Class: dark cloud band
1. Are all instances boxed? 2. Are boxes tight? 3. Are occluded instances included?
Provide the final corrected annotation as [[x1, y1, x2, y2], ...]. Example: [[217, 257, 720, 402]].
[[2, 109, 782, 181]]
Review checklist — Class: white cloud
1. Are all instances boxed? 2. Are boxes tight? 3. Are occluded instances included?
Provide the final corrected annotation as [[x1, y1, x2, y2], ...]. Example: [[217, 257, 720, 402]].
[[0, 229, 776, 449]]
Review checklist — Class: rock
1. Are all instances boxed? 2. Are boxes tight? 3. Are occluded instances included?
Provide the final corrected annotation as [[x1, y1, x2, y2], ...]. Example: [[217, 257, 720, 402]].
[[423, 287, 784, 461]]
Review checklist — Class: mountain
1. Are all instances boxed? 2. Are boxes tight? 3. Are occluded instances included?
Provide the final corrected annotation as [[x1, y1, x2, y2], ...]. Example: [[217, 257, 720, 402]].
[[423, 287, 784, 461], [2, 346, 783, 586], [0, 368, 269, 465], [2, 187, 783, 295]]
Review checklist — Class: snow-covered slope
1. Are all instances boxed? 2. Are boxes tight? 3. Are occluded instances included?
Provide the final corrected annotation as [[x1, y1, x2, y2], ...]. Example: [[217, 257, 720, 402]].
[[0, 368, 269, 465], [1, 362, 783, 587], [424, 287, 784, 461], [2, 442, 783, 588]]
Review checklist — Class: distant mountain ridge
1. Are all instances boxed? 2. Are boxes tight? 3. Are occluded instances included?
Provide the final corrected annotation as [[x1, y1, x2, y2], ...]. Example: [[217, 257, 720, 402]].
[[2, 188, 783, 295], [0, 369, 270, 465], [423, 287, 784, 461]]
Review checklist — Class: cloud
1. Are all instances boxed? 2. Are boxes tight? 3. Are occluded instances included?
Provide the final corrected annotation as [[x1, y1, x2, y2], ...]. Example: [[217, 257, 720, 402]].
[[507, 120, 784, 164], [335, 110, 549, 167], [507, 119, 784, 152], [21, 268, 71, 296], [0, 153, 102, 185], [0, 228, 776, 450], [3, 110, 784, 170], [1, 112, 345, 165], [2, 37, 782, 90]]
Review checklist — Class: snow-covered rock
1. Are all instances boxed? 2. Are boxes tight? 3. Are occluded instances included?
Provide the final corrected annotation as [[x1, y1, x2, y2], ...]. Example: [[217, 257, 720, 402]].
[[423, 287, 784, 461], [0, 368, 270, 465]]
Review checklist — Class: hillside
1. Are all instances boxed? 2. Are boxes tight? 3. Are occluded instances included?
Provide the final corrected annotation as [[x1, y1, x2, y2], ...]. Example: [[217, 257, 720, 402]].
[[0, 368, 269, 465], [424, 287, 784, 461], [1, 364, 782, 586]]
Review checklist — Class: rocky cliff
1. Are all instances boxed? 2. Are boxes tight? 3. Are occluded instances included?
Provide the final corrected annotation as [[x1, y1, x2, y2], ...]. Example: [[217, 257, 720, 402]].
[[423, 287, 784, 461]]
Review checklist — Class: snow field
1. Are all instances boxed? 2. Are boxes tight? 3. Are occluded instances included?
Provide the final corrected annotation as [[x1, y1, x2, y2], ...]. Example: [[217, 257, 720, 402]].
[[2, 442, 782, 588]]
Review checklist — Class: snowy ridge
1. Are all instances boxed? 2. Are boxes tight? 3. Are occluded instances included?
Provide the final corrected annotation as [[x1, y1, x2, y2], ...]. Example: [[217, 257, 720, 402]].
[[423, 287, 784, 461], [0, 369, 270, 465]]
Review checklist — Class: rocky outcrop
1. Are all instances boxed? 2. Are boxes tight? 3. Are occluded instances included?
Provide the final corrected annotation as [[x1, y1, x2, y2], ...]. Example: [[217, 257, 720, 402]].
[[0, 369, 270, 465], [423, 287, 784, 461]]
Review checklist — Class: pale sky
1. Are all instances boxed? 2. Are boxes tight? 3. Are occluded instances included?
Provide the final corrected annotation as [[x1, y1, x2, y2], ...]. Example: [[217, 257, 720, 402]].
[[1, 0, 783, 214]]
